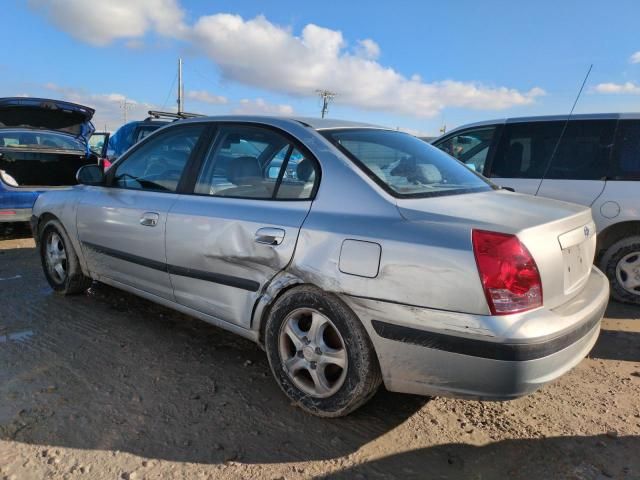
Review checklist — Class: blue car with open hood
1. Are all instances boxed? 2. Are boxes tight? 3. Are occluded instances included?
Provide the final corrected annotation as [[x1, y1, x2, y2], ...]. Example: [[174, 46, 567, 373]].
[[0, 97, 98, 223]]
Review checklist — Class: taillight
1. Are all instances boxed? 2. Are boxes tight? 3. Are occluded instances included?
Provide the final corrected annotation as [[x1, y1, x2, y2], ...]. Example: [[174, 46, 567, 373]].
[[472, 230, 542, 315], [101, 158, 112, 171]]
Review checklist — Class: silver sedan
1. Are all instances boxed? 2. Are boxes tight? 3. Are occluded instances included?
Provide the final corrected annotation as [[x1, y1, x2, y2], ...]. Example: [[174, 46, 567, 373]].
[[31, 116, 609, 417]]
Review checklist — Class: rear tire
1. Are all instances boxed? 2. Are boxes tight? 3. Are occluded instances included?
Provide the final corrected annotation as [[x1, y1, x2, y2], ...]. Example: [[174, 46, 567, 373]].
[[39, 219, 92, 295], [264, 286, 382, 417], [599, 235, 640, 305]]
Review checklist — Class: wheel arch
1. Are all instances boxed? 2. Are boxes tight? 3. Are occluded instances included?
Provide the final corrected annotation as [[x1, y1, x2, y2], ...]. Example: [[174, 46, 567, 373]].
[[254, 276, 308, 347], [36, 211, 91, 279], [596, 220, 640, 262]]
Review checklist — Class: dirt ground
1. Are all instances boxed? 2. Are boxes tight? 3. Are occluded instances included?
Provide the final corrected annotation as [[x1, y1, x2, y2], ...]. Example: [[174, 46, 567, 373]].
[[0, 224, 639, 480]]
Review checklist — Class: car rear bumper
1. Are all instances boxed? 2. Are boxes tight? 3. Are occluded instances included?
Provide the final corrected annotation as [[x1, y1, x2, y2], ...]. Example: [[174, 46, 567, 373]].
[[0, 207, 32, 223], [342, 267, 609, 400]]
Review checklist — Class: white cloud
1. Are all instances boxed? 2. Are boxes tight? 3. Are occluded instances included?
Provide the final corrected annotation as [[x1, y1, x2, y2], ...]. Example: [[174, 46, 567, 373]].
[[189, 14, 544, 117], [356, 39, 380, 60], [42, 83, 160, 130], [232, 98, 294, 115], [28, 0, 186, 46], [592, 82, 640, 95], [186, 90, 228, 105], [30, 3, 545, 117], [630, 51, 640, 64]]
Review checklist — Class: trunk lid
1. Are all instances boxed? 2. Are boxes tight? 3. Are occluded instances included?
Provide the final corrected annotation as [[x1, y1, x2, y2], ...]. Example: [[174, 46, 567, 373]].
[[0, 97, 95, 139], [397, 190, 597, 310]]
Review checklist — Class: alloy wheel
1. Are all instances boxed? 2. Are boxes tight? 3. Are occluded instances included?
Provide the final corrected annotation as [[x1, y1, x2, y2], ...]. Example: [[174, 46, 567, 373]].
[[278, 308, 348, 398], [45, 231, 68, 284]]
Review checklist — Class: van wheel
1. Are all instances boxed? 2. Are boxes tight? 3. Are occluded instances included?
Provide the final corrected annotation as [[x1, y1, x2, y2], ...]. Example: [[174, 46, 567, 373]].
[[40, 219, 92, 295], [264, 286, 382, 417], [600, 236, 640, 305]]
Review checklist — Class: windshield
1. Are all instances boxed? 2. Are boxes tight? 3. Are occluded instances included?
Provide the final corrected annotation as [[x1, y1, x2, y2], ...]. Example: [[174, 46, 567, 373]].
[[0, 129, 84, 151], [324, 129, 492, 198]]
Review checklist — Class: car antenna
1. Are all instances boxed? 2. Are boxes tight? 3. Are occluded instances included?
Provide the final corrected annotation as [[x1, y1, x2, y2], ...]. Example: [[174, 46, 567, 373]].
[[534, 64, 593, 195]]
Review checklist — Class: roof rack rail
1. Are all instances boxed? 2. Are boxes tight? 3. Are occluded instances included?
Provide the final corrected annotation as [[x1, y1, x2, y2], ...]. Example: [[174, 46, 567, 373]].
[[145, 110, 205, 121]]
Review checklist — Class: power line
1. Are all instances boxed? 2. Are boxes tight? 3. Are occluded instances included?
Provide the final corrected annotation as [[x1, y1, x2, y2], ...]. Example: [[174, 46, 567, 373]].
[[161, 71, 178, 111]]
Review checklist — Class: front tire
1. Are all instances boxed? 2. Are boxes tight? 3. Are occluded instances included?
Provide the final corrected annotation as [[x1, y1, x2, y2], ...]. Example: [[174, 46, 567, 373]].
[[264, 286, 382, 417], [39, 219, 92, 295], [600, 235, 640, 305]]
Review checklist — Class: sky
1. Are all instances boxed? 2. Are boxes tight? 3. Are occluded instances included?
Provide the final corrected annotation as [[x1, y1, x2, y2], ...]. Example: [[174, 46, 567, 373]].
[[3, 0, 640, 135]]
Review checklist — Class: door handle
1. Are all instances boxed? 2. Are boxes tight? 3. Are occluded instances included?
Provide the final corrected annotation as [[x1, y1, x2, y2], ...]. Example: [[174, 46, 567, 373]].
[[140, 212, 160, 227], [255, 227, 285, 246]]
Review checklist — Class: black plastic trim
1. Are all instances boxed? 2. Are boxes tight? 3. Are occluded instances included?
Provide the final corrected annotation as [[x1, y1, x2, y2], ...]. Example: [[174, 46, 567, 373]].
[[82, 241, 259, 292], [371, 314, 601, 361]]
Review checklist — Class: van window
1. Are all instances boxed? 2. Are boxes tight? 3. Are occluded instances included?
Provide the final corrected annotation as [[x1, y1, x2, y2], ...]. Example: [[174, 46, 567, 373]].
[[613, 120, 640, 180], [490, 120, 615, 180], [490, 122, 563, 179], [545, 120, 615, 180], [435, 127, 496, 174]]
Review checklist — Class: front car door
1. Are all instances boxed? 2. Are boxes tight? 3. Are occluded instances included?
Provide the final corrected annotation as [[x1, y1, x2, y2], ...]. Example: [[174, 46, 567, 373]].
[[77, 123, 206, 299], [165, 123, 320, 328]]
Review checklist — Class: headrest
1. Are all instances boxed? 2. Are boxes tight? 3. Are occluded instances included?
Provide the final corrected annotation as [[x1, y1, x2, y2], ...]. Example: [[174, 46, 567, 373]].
[[228, 156, 261, 184], [296, 159, 315, 182]]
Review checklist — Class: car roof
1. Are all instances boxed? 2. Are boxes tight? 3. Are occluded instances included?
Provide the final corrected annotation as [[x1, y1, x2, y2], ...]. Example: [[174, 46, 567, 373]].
[[443, 112, 640, 136], [176, 115, 391, 132]]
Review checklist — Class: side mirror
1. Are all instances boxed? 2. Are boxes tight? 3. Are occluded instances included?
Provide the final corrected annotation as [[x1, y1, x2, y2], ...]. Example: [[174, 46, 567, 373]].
[[76, 164, 105, 186]]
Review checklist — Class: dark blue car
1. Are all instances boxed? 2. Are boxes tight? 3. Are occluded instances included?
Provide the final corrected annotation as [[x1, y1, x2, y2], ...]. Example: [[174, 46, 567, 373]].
[[0, 97, 98, 223]]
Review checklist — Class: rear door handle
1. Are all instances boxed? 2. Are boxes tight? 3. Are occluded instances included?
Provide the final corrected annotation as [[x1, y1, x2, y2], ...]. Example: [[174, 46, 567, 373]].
[[140, 212, 160, 227], [255, 227, 285, 245]]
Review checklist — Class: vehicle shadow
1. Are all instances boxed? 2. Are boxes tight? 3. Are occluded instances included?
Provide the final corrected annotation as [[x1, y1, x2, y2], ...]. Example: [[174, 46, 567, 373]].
[[591, 329, 640, 362], [590, 301, 640, 362], [605, 300, 640, 320], [0, 222, 32, 241], [0, 273, 429, 466], [323, 434, 640, 479]]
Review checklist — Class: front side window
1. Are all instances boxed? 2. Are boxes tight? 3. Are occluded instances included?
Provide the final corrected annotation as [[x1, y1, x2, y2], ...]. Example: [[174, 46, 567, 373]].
[[435, 127, 496, 174], [324, 129, 491, 198], [612, 120, 640, 180], [195, 126, 318, 200], [112, 124, 204, 192]]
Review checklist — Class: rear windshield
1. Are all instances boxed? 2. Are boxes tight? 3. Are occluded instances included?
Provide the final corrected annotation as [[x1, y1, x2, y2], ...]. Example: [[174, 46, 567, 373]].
[[0, 130, 84, 151], [324, 129, 492, 198]]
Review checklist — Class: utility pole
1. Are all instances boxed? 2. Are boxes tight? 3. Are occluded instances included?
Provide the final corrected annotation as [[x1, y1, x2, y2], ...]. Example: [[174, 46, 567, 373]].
[[177, 57, 184, 114], [316, 89, 336, 118], [120, 98, 133, 124]]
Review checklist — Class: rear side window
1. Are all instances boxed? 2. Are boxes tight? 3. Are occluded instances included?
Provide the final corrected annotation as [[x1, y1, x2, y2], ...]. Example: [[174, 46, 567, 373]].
[[194, 125, 318, 200], [612, 120, 640, 180], [490, 120, 615, 180], [434, 127, 496, 174]]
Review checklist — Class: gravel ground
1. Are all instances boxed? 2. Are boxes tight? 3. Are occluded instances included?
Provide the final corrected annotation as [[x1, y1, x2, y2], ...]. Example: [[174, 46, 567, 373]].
[[0, 225, 639, 480]]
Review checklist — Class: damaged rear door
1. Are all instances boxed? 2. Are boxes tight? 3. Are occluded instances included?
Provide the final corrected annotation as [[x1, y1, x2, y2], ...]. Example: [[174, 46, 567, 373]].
[[165, 123, 319, 328]]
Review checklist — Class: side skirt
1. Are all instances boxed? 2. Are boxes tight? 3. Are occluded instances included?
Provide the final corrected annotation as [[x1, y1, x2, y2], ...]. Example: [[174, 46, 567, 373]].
[[93, 273, 260, 343]]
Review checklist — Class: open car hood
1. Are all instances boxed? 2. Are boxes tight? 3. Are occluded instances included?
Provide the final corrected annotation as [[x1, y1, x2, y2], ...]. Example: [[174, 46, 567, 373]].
[[0, 97, 95, 139]]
